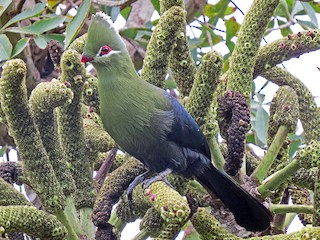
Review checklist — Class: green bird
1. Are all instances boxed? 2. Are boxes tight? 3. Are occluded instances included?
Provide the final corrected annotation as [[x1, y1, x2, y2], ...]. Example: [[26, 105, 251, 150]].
[[81, 12, 272, 231]]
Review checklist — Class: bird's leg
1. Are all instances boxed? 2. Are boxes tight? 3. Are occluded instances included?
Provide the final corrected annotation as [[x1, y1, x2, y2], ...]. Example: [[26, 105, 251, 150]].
[[127, 170, 152, 211], [142, 168, 174, 190]]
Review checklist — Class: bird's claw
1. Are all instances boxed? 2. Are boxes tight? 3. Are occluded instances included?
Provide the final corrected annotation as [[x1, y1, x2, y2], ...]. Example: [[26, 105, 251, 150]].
[[142, 168, 173, 190]]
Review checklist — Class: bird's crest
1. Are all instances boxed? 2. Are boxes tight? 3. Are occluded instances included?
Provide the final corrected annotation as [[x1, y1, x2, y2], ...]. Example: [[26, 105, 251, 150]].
[[83, 12, 127, 58]]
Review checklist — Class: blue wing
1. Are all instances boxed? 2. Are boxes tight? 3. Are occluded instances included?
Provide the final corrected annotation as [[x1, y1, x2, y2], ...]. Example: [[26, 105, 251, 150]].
[[165, 94, 211, 160]]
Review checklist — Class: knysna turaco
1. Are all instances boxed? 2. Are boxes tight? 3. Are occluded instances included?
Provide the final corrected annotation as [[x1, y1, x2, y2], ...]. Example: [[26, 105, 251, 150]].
[[81, 12, 272, 231]]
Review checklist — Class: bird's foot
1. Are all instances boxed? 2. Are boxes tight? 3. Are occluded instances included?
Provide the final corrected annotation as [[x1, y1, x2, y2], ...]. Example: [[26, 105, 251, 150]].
[[127, 170, 151, 211], [142, 168, 173, 190]]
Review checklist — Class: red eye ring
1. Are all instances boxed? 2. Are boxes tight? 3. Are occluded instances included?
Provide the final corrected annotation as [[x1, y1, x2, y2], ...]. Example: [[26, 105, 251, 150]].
[[99, 45, 112, 56]]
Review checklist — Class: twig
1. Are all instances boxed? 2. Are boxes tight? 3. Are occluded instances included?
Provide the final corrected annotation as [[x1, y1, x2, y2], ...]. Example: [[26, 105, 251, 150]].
[[94, 148, 118, 191], [92, 0, 137, 7]]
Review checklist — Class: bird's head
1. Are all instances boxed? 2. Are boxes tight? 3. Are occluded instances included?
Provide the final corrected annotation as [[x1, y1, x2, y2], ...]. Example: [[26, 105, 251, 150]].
[[81, 12, 127, 66]]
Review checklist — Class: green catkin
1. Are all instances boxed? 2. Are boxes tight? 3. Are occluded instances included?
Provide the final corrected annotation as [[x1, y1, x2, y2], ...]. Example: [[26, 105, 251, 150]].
[[140, 207, 165, 237], [56, 49, 96, 209], [68, 33, 87, 54], [0, 205, 66, 240], [217, 91, 250, 176], [191, 208, 240, 240], [0, 59, 65, 213], [261, 67, 320, 143], [140, 6, 186, 88], [185, 51, 223, 127], [254, 29, 320, 78], [159, 0, 184, 14], [92, 157, 145, 227], [290, 167, 317, 190], [314, 172, 320, 226], [226, 0, 279, 101], [29, 81, 76, 196], [289, 186, 313, 226], [160, 0, 197, 97], [267, 86, 299, 203], [0, 177, 30, 206], [83, 73, 100, 114], [83, 118, 115, 153], [146, 181, 190, 223]]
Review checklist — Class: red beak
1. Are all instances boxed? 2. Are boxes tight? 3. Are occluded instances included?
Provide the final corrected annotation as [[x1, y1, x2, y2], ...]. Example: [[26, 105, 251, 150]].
[[81, 54, 94, 63]]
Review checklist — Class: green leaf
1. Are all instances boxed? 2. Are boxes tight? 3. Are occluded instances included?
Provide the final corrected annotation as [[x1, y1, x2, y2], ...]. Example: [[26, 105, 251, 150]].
[[11, 38, 30, 57], [301, 2, 318, 28], [0, 34, 12, 61], [121, 6, 132, 20], [34, 35, 47, 49], [4, 27, 39, 35], [309, 2, 320, 13], [0, 3, 46, 31], [275, 0, 290, 18], [278, 20, 293, 36], [64, 0, 91, 49], [23, 16, 66, 35], [151, 0, 160, 13], [224, 6, 236, 16], [204, 0, 229, 19], [225, 17, 240, 43], [288, 133, 304, 159], [256, 92, 265, 103], [120, 27, 152, 40], [0, 0, 12, 17], [292, 1, 304, 16], [296, 19, 317, 30], [41, 33, 65, 43], [255, 106, 269, 145]]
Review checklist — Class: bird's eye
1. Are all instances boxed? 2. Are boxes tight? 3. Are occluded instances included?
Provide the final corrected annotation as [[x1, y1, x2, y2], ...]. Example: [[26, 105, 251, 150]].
[[99, 45, 112, 56]]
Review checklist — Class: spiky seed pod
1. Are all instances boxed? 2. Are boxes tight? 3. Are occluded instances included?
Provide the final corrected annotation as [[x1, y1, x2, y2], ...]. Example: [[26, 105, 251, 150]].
[[159, 0, 184, 14], [109, 153, 128, 172], [261, 67, 320, 143], [191, 208, 240, 240], [146, 181, 190, 223], [254, 30, 320, 78], [0, 177, 31, 206], [83, 118, 115, 153], [314, 172, 320, 226], [0, 206, 66, 240], [56, 49, 96, 208], [92, 157, 145, 227], [95, 224, 117, 240], [160, 0, 197, 97], [268, 86, 299, 138], [140, 6, 186, 88], [153, 222, 184, 240], [289, 186, 312, 226], [267, 86, 299, 203], [0, 59, 65, 213], [115, 197, 141, 224], [140, 207, 165, 237], [248, 226, 320, 239], [290, 167, 317, 190], [185, 51, 223, 127], [296, 140, 320, 169], [29, 81, 76, 196], [68, 33, 87, 54], [166, 174, 189, 195], [48, 40, 63, 68], [83, 73, 100, 114], [205, 75, 227, 138], [0, 162, 18, 184], [7, 232, 24, 240], [217, 91, 250, 176], [226, 0, 279, 101]]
